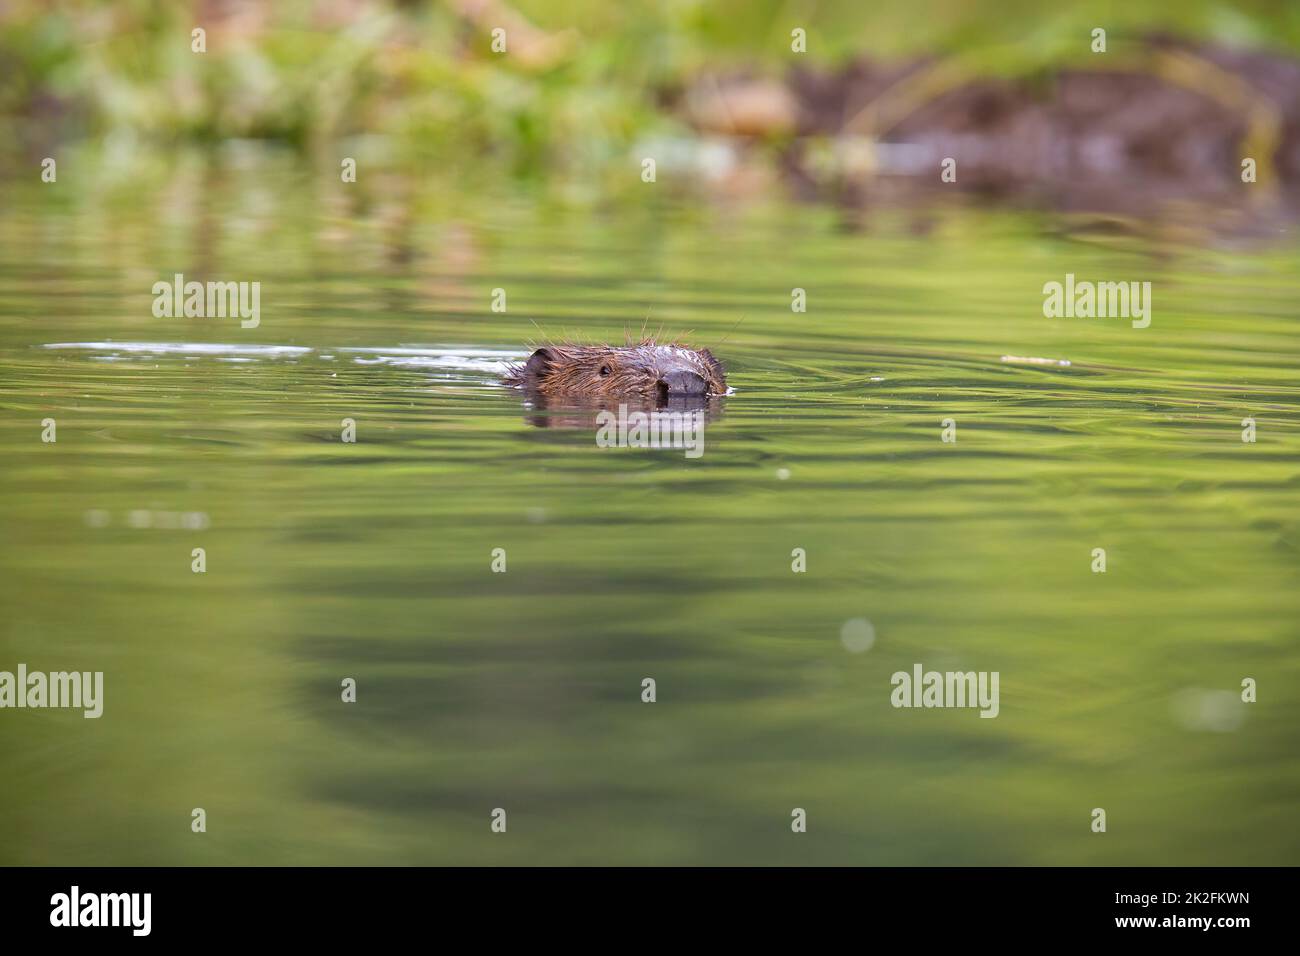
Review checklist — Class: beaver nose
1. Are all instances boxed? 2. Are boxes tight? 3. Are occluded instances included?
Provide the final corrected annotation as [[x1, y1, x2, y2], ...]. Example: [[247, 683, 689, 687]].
[[660, 370, 708, 396]]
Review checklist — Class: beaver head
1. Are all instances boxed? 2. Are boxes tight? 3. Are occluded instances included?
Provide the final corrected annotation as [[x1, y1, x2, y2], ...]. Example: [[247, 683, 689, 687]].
[[504, 341, 728, 401]]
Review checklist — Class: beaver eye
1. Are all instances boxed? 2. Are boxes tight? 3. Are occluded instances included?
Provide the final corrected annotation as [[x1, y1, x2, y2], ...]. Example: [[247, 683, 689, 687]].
[[599, 365, 611, 377]]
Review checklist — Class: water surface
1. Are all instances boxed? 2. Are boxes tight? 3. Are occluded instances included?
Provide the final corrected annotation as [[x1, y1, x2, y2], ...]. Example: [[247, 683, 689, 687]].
[[1, 161, 1297, 864]]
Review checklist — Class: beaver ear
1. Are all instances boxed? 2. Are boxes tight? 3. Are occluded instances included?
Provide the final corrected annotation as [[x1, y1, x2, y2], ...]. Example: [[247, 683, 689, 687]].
[[523, 347, 554, 380]]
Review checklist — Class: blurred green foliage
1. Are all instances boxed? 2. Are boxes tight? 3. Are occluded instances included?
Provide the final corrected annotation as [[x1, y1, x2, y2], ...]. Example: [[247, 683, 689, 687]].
[[2, 0, 1300, 178]]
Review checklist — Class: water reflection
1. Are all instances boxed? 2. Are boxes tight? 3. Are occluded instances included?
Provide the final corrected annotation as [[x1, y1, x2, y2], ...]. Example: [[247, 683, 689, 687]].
[[2, 164, 1298, 866], [517, 389, 725, 431]]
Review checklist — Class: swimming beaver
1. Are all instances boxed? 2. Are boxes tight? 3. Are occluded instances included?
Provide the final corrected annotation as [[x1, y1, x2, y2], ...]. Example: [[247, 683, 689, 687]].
[[504, 341, 728, 401]]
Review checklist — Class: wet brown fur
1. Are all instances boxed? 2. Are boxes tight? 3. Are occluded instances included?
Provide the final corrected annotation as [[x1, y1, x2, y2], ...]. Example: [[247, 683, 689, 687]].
[[503, 338, 728, 399]]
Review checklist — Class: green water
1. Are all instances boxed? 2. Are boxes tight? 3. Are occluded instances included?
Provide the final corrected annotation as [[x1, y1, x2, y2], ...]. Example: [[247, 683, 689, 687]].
[[1, 158, 1297, 865]]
